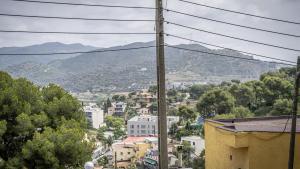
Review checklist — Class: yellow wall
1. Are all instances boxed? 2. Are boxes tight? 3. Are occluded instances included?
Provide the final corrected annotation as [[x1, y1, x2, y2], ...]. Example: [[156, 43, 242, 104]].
[[112, 144, 135, 162], [135, 142, 151, 159], [205, 121, 300, 169]]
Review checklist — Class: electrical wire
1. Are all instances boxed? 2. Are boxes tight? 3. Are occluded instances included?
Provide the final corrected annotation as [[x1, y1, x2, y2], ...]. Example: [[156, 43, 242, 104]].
[[177, 0, 300, 25], [0, 10, 296, 37], [165, 33, 296, 64], [11, 0, 156, 10], [165, 21, 300, 52], [0, 13, 155, 22], [165, 45, 296, 66], [0, 30, 156, 35], [0, 45, 156, 55], [164, 9, 300, 38]]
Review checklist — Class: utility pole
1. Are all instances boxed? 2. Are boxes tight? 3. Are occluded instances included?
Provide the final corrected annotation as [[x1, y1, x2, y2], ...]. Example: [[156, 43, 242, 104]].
[[114, 151, 117, 169], [155, 0, 168, 168], [288, 56, 300, 169]]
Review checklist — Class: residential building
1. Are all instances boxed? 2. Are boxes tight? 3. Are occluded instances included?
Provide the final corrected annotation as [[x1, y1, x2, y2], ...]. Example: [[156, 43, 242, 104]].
[[112, 142, 135, 169], [84, 103, 104, 129], [143, 149, 179, 169], [112, 137, 154, 169], [114, 102, 126, 116], [137, 107, 149, 115], [181, 136, 205, 157], [134, 90, 157, 104], [205, 116, 300, 169], [127, 115, 179, 136], [107, 106, 115, 116]]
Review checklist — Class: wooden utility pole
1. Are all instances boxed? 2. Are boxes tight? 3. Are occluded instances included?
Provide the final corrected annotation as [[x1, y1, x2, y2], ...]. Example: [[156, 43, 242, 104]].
[[288, 56, 300, 169], [155, 0, 168, 168], [115, 151, 117, 169]]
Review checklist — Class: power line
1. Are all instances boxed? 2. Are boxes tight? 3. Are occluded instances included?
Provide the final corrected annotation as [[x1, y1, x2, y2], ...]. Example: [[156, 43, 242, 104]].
[[0, 30, 156, 35], [164, 9, 300, 38], [165, 45, 296, 66], [0, 13, 155, 22], [0, 11, 295, 37], [165, 21, 300, 52], [11, 0, 156, 10], [178, 0, 300, 25], [165, 33, 296, 64], [0, 45, 156, 55]]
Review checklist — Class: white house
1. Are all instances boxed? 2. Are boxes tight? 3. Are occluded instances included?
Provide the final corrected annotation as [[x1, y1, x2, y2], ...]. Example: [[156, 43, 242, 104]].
[[84, 103, 104, 129], [127, 115, 179, 136], [181, 136, 205, 157], [137, 107, 149, 115], [114, 102, 126, 116]]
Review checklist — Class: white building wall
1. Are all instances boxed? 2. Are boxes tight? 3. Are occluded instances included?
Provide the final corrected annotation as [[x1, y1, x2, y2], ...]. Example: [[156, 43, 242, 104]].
[[84, 103, 104, 129], [127, 115, 179, 136], [181, 136, 205, 156]]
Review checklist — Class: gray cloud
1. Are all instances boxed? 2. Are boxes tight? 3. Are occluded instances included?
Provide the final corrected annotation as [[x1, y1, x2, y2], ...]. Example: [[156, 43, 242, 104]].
[[0, 0, 299, 62]]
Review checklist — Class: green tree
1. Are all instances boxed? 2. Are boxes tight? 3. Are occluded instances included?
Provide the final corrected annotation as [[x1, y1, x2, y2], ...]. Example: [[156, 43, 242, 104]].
[[193, 150, 205, 169], [244, 80, 266, 110], [232, 106, 254, 118], [140, 101, 147, 108], [178, 106, 197, 122], [214, 106, 254, 119], [189, 84, 214, 100], [103, 98, 112, 114], [22, 120, 93, 169], [167, 107, 179, 116], [270, 99, 292, 116], [112, 95, 126, 102], [149, 102, 158, 114], [98, 156, 108, 167], [127, 108, 138, 120], [148, 85, 157, 94], [106, 136, 114, 148], [262, 76, 293, 105], [97, 126, 108, 143], [168, 123, 178, 138], [113, 128, 126, 140], [106, 98, 112, 107], [167, 89, 177, 97], [105, 116, 124, 129], [197, 88, 235, 118], [229, 84, 255, 107], [0, 72, 91, 168], [182, 141, 195, 167]]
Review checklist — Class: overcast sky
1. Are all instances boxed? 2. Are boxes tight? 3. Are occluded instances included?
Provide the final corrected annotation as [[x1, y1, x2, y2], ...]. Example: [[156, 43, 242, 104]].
[[0, 0, 299, 62]]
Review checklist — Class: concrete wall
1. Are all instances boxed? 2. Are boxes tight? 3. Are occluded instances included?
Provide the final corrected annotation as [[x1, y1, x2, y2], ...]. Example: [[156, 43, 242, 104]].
[[205, 121, 300, 169]]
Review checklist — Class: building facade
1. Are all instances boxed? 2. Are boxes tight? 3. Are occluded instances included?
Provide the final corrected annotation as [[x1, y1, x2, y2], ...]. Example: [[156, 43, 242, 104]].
[[127, 115, 179, 136], [112, 137, 153, 169], [84, 103, 104, 129], [181, 136, 205, 156], [205, 116, 300, 169], [114, 102, 126, 116]]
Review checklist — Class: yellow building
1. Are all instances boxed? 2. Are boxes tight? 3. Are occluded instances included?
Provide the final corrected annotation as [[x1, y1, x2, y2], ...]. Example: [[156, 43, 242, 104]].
[[205, 116, 300, 169], [112, 137, 155, 169]]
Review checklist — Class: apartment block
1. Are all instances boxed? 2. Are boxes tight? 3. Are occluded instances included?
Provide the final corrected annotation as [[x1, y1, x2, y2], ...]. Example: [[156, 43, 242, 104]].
[[127, 115, 179, 136]]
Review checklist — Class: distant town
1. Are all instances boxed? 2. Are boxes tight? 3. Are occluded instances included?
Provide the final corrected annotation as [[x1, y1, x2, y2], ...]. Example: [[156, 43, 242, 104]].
[[80, 86, 205, 169], [0, 0, 299, 168]]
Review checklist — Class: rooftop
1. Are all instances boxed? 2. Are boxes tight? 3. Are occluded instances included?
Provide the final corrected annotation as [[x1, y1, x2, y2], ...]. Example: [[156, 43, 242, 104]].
[[128, 115, 179, 122], [207, 116, 300, 133], [181, 135, 203, 141], [114, 136, 158, 145]]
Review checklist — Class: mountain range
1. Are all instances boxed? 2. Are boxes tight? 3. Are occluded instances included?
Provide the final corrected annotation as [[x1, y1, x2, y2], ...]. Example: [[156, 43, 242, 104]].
[[0, 41, 282, 92]]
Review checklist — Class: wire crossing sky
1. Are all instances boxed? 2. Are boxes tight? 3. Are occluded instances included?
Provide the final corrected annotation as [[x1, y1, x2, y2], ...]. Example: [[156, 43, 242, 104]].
[[0, 0, 299, 62]]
